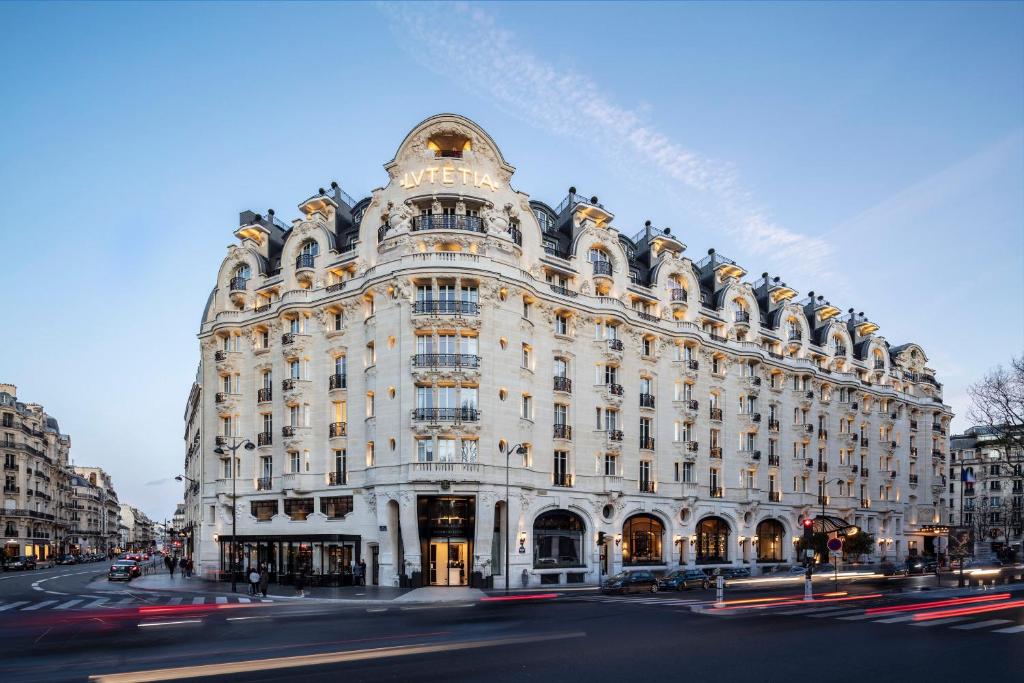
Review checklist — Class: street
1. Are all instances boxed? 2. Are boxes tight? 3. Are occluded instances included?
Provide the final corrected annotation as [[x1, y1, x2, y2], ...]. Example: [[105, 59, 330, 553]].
[[1, 564, 1020, 682]]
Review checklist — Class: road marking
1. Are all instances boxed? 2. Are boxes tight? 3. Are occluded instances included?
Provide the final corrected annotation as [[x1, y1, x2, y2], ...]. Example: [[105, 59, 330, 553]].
[[113, 597, 136, 606], [0, 601, 30, 611], [875, 614, 918, 624], [138, 620, 202, 628], [88, 631, 587, 682], [259, 599, 273, 603], [992, 624, 1024, 634], [951, 619, 1012, 630], [85, 598, 109, 609], [911, 616, 973, 627], [215, 597, 228, 604], [22, 600, 58, 611], [54, 599, 84, 610], [366, 607, 388, 613], [237, 597, 250, 603], [192, 597, 205, 605]]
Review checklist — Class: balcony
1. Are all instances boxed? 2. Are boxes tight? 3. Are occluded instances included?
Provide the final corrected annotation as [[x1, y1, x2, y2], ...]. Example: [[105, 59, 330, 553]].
[[818, 495, 830, 506], [639, 437, 655, 451], [635, 311, 660, 323], [257, 432, 272, 447], [411, 353, 480, 369], [326, 281, 346, 293], [932, 449, 943, 458], [681, 399, 699, 413], [606, 339, 624, 352], [685, 440, 699, 452], [549, 283, 578, 298], [3, 486, 18, 494], [639, 393, 655, 408], [605, 383, 624, 397], [553, 376, 572, 393], [329, 422, 347, 438], [256, 477, 273, 491], [710, 408, 723, 421], [769, 490, 782, 502], [768, 419, 780, 431], [328, 472, 346, 486], [685, 359, 699, 371], [710, 447, 722, 459], [553, 424, 572, 440], [607, 429, 624, 442], [768, 454, 780, 466], [874, 360, 885, 370], [4, 463, 18, 471], [818, 462, 828, 473], [734, 310, 750, 325], [543, 244, 570, 260], [282, 333, 296, 346], [670, 288, 688, 307], [413, 300, 481, 316], [710, 486, 724, 498], [215, 436, 228, 446], [229, 276, 248, 292], [553, 472, 574, 488], [408, 461, 482, 484], [257, 387, 272, 403], [860, 468, 870, 478], [835, 345, 847, 357], [909, 474, 919, 484], [639, 480, 657, 494], [910, 420, 919, 430], [329, 373, 347, 391], [215, 392, 229, 404], [788, 330, 803, 342], [412, 408, 480, 423], [282, 426, 297, 437], [411, 214, 485, 233], [592, 260, 613, 279], [860, 438, 869, 448], [860, 499, 871, 508], [214, 350, 229, 362], [746, 412, 762, 423], [282, 378, 298, 391], [295, 254, 316, 271]]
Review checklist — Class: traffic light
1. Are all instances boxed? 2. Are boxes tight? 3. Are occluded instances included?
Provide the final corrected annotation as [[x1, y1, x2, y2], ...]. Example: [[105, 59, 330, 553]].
[[597, 531, 606, 547], [801, 517, 815, 543]]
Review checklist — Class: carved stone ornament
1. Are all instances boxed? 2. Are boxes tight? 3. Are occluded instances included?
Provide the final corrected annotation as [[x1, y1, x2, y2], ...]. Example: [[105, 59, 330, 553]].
[[364, 492, 377, 516]]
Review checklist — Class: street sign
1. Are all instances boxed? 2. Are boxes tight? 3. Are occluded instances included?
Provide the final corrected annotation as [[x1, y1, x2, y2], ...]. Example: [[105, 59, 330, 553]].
[[826, 538, 843, 553], [804, 549, 815, 559]]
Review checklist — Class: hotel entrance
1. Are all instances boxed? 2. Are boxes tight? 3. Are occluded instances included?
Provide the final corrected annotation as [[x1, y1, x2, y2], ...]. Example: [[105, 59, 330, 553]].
[[418, 495, 475, 587], [428, 538, 468, 586]]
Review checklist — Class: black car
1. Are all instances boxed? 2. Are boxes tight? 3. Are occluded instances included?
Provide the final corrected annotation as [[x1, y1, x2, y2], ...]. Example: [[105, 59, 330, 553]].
[[722, 568, 751, 580], [57, 555, 78, 565], [5, 555, 37, 571], [601, 570, 659, 594], [108, 560, 139, 581], [658, 569, 710, 591]]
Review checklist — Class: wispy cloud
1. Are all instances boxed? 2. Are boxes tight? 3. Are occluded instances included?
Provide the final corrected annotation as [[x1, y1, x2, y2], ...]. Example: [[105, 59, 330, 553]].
[[378, 1, 834, 279]]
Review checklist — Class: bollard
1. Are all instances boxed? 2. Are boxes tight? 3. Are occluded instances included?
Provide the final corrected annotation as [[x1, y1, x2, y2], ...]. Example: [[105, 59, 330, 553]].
[[716, 575, 724, 607]]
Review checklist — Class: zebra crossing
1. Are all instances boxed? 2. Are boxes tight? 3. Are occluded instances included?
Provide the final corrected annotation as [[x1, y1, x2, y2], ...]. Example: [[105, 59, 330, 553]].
[[704, 597, 1024, 635], [0, 594, 272, 613]]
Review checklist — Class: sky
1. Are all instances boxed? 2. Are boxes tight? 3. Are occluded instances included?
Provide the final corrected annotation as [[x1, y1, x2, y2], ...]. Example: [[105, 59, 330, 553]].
[[0, 1, 1021, 521]]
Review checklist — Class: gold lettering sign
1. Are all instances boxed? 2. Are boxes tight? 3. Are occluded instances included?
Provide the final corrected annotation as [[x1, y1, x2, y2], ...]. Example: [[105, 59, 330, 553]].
[[399, 166, 499, 192]]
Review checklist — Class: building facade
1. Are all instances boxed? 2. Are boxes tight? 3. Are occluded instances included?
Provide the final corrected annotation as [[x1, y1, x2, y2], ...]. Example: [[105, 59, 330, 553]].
[[191, 114, 953, 587], [72, 466, 121, 555], [1, 383, 71, 561], [180, 374, 202, 560], [950, 426, 1023, 562], [119, 504, 155, 551]]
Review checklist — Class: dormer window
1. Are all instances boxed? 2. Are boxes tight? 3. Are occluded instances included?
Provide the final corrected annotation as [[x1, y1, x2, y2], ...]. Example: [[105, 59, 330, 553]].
[[427, 133, 471, 159], [300, 240, 319, 258], [233, 264, 251, 281]]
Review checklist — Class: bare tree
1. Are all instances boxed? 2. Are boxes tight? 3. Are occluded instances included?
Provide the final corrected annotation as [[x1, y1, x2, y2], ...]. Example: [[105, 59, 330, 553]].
[[968, 356, 1024, 451]]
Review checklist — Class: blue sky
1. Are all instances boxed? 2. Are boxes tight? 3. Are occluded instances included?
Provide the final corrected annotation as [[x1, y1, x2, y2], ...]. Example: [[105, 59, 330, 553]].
[[1, 1, 1021, 521]]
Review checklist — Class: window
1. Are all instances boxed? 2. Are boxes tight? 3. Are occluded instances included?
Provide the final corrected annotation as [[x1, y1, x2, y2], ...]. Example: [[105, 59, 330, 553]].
[[289, 451, 301, 473], [521, 394, 533, 420], [756, 519, 785, 562], [522, 299, 531, 319], [461, 438, 478, 463], [642, 337, 653, 357], [682, 461, 694, 483], [697, 516, 730, 564], [555, 314, 568, 336], [622, 514, 663, 565], [604, 454, 618, 476], [554, 404, 568, 426], [320, 495, 354, 519], [283, 498, 314, 521], [533, 511, 585, 568], [333, 449, 347, 484], [437, 437, 456, 462], [521, 343, 532, 369], [333, 311, 344, 331], [417, 438, 434, 462], [250, 500, 278, 521]]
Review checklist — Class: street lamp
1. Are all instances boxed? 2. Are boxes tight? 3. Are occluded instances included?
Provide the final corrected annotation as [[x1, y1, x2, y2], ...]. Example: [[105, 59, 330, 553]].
[[499, 441, 528, 594], [175, 474, 199, 561], [213, 437, 256, 592]]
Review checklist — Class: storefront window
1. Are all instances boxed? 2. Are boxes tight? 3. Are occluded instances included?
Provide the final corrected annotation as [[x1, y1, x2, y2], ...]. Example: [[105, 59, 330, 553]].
[[533, 510, 585, 568], [284, 498, 314, 521], [320, 496, 354, 519], [756, 519, 785, 562], [622, 514, 663, 565], [250, 500, 278, 521], [697, 516, 730, 564]]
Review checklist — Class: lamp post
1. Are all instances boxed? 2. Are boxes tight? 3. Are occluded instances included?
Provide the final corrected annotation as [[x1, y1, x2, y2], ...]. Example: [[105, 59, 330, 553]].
[[500, 442, 528, 594], [213, 437, 256, 593]]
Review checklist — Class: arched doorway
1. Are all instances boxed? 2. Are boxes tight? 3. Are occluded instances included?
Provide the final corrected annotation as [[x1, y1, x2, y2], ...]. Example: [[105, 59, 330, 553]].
[[697, 516, 730, 564], [622, 514, 664, 566], [533, 510, 585, 568], [756, 519, 785, 563]]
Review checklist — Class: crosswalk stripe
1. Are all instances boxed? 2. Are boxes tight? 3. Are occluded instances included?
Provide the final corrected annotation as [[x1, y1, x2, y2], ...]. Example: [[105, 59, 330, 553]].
[[0, 601, 30, 611], [875, 614, 918, 624], [809, 608, 864, 618], [215, 597, 228, 604], [951, 619, 1012, 631], [167, 597, 183, 605], [54, 599, 83, 610], [237, 597, 250, 603], [839, 612, 891, 621], [85, 598, 109, 609], [22, 600, 58, 611], [192, 597, 205, 605], [259, 599, 273, 603], [992, 624, 1024, 634], [912, 616, 973, 627]]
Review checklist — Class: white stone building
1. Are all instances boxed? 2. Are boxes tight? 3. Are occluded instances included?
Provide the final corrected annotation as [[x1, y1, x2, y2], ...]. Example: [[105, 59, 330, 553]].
[[190, 114, 953, 588]]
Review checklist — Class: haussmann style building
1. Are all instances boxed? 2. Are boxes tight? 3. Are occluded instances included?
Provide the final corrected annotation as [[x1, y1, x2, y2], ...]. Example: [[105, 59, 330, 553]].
[[188, 114, 954, 589]]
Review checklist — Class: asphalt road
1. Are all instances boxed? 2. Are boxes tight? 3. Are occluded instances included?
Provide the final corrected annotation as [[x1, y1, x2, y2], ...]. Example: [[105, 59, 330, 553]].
[[1, 566, 1020, 682]]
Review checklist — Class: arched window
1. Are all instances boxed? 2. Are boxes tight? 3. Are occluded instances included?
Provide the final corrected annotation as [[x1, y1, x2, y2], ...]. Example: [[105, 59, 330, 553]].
[[233, 263, 251, 281], [588, 247, 609, 264], [756, 519, 785, 562], [300, 240, 319, 257], [533, 510, 585, 568], [697, 516, 730, 564], [622, 514, 663, 565]]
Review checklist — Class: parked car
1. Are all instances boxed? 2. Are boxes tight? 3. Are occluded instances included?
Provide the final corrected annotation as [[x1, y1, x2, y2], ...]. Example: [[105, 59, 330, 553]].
[[814, 563, 836, 574], [4, 555, 37, 571], [881, 561, 908, 576], [658, 569, 710, 591], [56, 555, 78, 565], [601, 570, 659, 594], [108, 560, 138, 581], [722, 568, 751, 580], [786, 565, 809, 575]]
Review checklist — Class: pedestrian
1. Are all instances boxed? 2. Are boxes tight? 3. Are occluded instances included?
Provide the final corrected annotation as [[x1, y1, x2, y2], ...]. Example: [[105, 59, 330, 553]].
[[358, 559, 367, 586], [186, 558, 193, 578], [295, 567, 306, 598], [258, 564, 270, 598], [179, 556, 188, 578], [248, 567, 260, 596]]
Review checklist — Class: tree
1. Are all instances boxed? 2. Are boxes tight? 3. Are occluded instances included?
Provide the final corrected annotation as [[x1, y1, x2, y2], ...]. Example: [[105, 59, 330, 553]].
[[968, 356, 1024, 452], [841, 531, 875, 561]]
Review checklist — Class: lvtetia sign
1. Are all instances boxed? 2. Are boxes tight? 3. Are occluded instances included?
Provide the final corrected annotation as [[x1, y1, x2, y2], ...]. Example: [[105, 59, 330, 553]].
[[398, 165, 500, 192]]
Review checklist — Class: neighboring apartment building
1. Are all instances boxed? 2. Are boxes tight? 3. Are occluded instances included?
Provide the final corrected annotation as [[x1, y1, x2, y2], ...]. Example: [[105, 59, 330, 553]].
[[67, 473, 105, 555], [119, 504, 155, 550], [950, 425, 1023, 561], [190, 114, 953, 587], [73, 465, 121, 555], [181, 375, 202, 561], [1, 383, 71, 561]]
